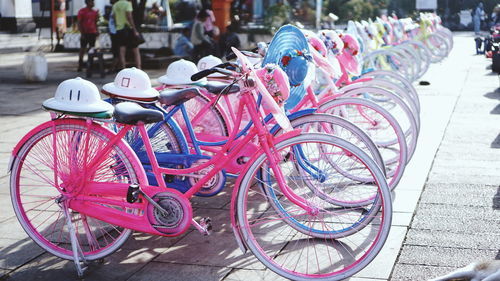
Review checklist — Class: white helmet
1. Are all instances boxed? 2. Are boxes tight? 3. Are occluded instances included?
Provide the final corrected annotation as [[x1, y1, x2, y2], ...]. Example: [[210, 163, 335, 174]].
[[158, 59, 207, 85], [102, 67, 159, 101], [197, 55, 224, 78], [43, 77, 113, 113]]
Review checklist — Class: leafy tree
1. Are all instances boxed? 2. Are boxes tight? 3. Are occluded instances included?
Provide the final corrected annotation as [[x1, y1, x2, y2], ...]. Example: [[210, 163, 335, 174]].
[[324, 0, 390, 22]]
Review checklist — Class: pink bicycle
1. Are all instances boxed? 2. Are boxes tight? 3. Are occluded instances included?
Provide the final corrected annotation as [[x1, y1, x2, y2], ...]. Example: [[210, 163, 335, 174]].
[[9, 49, 392, 280]]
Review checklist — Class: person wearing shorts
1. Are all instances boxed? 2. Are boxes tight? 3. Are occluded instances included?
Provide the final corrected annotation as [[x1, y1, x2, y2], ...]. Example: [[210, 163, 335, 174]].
[[113, 0, 141, 69], [77, 0, 99, 71], [108, 0, 119, 72]]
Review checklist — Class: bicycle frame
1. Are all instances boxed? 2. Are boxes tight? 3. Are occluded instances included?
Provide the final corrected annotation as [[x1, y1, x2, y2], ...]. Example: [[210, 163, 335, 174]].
[[42, 85, 316, 239]]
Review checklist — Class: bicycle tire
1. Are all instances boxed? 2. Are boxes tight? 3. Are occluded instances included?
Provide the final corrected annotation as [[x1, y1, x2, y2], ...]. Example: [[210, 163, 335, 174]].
[[235, 133, 392, 280], [319, 97, 408, 189], [10, 118, 146, 261]]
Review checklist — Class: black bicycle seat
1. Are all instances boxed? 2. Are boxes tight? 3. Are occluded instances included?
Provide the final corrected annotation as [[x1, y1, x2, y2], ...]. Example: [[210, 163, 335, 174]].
[[114, 102, 164, 125], [158, 88, 200, 105]]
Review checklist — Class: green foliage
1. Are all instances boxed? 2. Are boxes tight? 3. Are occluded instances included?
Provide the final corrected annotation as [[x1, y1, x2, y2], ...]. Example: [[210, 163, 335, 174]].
[[264, 3, 292, 32], [340, 0, 376, 21], [324, 0, 390, 22]]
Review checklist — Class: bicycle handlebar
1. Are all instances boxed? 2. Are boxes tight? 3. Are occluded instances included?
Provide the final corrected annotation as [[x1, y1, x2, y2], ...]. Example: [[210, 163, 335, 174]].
[[225, 47, 260, 60], [190, 67, 236, 81]]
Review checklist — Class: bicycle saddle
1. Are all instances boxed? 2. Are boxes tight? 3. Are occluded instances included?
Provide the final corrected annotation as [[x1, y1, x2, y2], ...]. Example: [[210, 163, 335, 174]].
[[202, 81, 240, 95], [158, 88, 201, 105], [114, 102, 164, 125]]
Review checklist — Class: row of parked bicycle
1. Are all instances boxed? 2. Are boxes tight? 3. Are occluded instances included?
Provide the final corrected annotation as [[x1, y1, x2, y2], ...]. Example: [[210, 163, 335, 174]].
[[9, 12, 452, 280]]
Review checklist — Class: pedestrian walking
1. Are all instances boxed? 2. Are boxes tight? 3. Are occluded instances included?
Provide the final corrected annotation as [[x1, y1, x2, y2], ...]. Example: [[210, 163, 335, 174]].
[[113, 0, 142, 69], [77, 0, 99, 71]]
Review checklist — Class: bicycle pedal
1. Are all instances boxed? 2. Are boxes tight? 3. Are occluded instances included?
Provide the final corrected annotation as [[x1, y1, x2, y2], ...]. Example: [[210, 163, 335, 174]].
[[199, 217, 213, 235], [127, 184, 140, 203]]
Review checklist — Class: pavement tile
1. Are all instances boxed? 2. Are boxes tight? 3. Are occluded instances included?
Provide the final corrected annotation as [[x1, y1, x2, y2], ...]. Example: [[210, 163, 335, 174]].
[[0, 218, 29, 240], [404, 228, 500, 250], [411, 204, 499, 233], [397, 245, 497, 268], [119, 231, 191, 251], [0, 237, 45, 270], [5, 245, 159, 281], [0, 268, 10, 279], [154, 231, 266, 270], [435, 145, 500, 161], [0, 176, 10, 195], [190, 186, 233, 210], [128, 261, 232, 281], [426, 165, 500, 185], [391, 263, 457, 281], [0, 192, 16, 223], [419, 183, 499, 208], [191, 207, 232, 233], [391, 211, 413, 227], [222, 268, 286, 281], [391, 189, 422, 213], [354, 226, 407, 279]]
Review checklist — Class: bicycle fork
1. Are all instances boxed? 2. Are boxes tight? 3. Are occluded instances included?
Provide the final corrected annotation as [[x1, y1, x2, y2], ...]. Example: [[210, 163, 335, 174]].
[[243, 92, 317, 215]]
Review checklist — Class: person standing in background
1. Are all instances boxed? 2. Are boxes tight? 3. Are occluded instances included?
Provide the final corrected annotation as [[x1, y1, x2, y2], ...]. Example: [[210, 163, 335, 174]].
[[77, 0, 99, 71], [113, 0, 141, 69], [491, 5, 500, 26], [107, 0, 119, 72], [191, 10, 215, 61], [219, 23, 240, 58], [202, 0, 218, 38], [473, 2, 485, 35]]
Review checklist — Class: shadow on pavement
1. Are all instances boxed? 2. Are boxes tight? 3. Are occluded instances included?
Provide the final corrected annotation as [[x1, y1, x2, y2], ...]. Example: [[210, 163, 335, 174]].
[[484, 88, 500, 100]]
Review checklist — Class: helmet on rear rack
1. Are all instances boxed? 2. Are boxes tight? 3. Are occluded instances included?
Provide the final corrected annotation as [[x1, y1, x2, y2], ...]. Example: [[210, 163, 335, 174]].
[[158, 59, 207, 85], [43, 77, 114, 116], [197, 55, 225, 77], [102, 67, 159, 102]]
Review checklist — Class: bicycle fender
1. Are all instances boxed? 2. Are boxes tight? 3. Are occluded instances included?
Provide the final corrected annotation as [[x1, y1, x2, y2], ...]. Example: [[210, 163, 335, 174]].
[[230, 128, 302, 253], [269, 109, 317, 135]]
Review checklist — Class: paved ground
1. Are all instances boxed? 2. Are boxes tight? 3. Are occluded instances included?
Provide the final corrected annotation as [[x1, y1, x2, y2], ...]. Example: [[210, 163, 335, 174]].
[[0, 32, 498, 281]]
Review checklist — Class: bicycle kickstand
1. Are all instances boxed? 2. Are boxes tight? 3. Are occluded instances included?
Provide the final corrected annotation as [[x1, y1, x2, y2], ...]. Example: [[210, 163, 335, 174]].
[[60, 200, 88, 277]]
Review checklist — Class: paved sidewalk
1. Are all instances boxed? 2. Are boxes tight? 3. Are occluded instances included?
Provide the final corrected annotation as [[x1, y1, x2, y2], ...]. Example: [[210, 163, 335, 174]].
[[0, 30, 52, 54], [0, 32, 498, 281], [390, 34, 500, 280]]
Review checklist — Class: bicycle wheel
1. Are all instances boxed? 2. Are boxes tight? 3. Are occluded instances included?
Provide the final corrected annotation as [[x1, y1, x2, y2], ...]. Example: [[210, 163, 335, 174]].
[[401, 40, 431, 79], [273, 113, 386, 187], [235, 133, 392, 280], [422, 33, 449, 63], [319, 97, 408, 189], [170, 91, 229, 142], [360, 70, 420, 118], [10, 118, 146, 261], [339, 86, 419, 161]]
